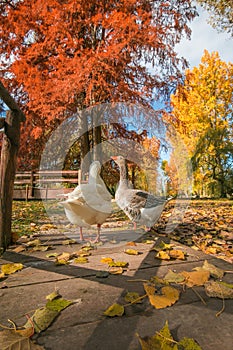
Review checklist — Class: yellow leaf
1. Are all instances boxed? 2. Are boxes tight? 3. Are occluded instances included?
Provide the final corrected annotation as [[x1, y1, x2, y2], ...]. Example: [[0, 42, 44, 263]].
[[126, 241, 137, 246], [143, 283, 156, 296], [62, 239, 76, 245], [109, 267, 124, 274], [181, 270, 210, 287], [0, 272, 5, 280], [108, 261, 128, 267], [169, 249, 186, 260], [56, 252, 71, 262], [73, 257, 89, 264], [124, 248, 140, 255], [100, 257, 114, 264], [148, 286, 180, 309], [46, 290, 61, 301], [155, 251, 170, 260], [104, 303, 124, 317], [1, 263, 24, 275], [26, 239, 41, 247]]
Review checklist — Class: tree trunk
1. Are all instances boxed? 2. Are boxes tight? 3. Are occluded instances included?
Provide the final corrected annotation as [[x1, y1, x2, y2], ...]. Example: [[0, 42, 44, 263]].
[[79, 113, 91, 177], [0, 110, 21, 250]]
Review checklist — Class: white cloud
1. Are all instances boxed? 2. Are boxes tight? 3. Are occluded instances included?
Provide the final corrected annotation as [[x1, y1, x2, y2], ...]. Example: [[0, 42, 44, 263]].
[[176, 6, 233, 68]]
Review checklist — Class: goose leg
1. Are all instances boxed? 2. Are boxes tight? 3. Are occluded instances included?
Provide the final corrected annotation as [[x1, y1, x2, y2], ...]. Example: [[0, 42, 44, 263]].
[[79, 227, 85, 241], [89, 224, 101, 244]]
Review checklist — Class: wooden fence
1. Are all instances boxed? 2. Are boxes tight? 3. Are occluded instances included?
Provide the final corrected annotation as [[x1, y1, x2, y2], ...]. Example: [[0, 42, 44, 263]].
[[13, 170, 83, 200]]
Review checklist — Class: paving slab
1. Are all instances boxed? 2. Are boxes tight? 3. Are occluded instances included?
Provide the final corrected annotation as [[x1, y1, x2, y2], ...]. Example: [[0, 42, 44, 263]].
[[0, 230, 232, 350]]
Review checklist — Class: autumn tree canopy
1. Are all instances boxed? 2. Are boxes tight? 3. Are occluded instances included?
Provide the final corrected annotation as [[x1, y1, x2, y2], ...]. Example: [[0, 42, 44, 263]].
[[165, 50, 233, 197], [197, 0, 233, 36], [0, 0, 198, 170]]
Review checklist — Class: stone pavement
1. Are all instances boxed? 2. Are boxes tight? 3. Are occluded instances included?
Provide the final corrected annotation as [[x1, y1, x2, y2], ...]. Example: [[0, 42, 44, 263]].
[[0, 228, 232, 350]]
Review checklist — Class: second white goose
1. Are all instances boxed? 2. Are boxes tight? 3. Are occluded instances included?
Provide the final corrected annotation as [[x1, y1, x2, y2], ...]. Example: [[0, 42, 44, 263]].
[[111, 156, 169, 230]]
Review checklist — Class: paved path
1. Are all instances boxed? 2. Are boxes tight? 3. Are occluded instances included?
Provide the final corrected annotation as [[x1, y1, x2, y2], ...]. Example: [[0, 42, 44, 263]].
[[0, 228, 232, 350]]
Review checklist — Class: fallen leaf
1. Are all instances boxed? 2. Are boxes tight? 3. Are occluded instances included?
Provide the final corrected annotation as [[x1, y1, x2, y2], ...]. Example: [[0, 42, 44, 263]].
[[100, 257, 114, 264], [73, 257, 89, 264], [104, 303, 124, 317], [181, 270, 210, 287], [194, 260, 224, 279], [124, 248, 140, 255], [62, 239, 76, 245], [108, 261, 128, 267], [109, 267, 124, 274], [24, 307, 59, 333], [143, 283, 156, 296], [33, 245, 52, 252], [46, 290, 61, 301], [46, 252, 58, 258], [0, 272, 5, 280], [1, 263, 24, 275], [155, 251, 170, 260], [164, 270, 186, 283], [205, 281, 233, 299], [148, 286, 180, 309], [126, 241, 137, 246], [40, 223, 57, 230], [153, 241, 173, 251], [178, 337, 202, 349], [169, 249, 186, 260], [13, 245, 26, 253], [26, 239, 41, 247], [124, 292, 142, 304], [0, 329, 44, 349], [46, 298, 73, 312], [56, 252, 72, 264]]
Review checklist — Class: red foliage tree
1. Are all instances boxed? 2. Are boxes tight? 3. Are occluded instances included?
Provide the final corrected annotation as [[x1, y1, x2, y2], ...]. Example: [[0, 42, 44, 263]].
[[0, 0, 197, 169]]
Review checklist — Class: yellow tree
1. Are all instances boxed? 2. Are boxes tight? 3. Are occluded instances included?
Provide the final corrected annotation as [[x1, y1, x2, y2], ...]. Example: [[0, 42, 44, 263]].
[[166, 50, 233, 197]]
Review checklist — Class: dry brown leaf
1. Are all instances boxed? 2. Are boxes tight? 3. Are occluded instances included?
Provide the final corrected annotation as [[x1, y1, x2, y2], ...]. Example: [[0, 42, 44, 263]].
[[0, 329, 44, 349], [181, 270, 210, 287], [13, 245, 26, 253]]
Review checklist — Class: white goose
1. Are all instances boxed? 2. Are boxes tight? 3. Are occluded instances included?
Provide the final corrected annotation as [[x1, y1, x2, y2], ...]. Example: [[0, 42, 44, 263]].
[[60, 161, 112, 243], [111, 156, 169, 230]]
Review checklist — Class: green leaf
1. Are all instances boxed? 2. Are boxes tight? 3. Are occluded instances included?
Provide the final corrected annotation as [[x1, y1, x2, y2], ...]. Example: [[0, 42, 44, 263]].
[[24, 307, 59, 333], [164, 270, 186, 283], [178, 337, 202, 349], [104, 303, 124, 317], [46, 290, 61, 301], [46, 298, 73, 311], [124, 292, 142, 304]]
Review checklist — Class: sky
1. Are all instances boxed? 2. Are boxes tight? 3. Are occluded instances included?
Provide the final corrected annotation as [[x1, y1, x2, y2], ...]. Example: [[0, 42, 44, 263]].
[[176, 6, 233, 68]]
